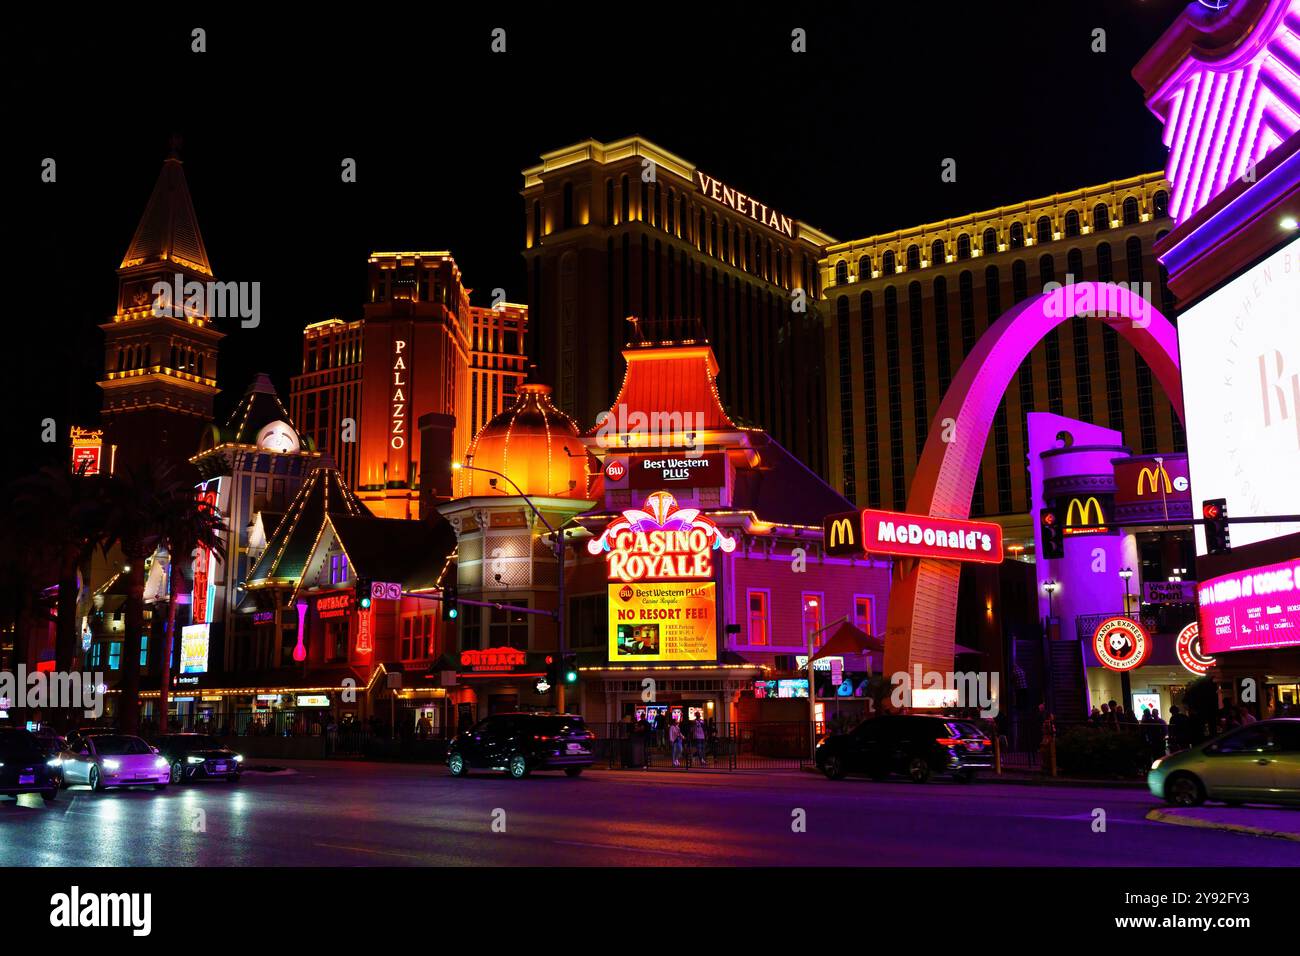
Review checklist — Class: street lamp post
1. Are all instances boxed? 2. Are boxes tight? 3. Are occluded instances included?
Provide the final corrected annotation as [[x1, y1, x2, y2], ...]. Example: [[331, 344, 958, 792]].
[[453, 462, 571, 713], [1119, 567, 1134, 616], [1041, 580, 1057, 631]]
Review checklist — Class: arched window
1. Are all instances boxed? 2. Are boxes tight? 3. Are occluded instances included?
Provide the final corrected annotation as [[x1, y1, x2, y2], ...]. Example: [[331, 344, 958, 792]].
[[906, 244, 920, 271], [562, 182, 574, 231], [956, 234, 971, 260], [1074, 247, 1091, 282], [621, 175, 630, 224], [857, 254, 871, 280], [1036, 216, 1052, 244], [532, 199, 542, 243], [1126, 236, 1144, 282], [834, 260, 849, 286], [1122, 196, 1140, 226], [1012, 260, 1028, 302], [931, 239, 945, 264], [882, 250, 897, 275], [1039, 254, 1056, 288], [982, 228, 998, 255], [1093, 203, 1109, 231], [1064, 210, 1080, 237], [605, 179, 614, 226], [666, 188, 675, 234], [1009, 222, 1024, 248], [1153, 190, 1168, 219]]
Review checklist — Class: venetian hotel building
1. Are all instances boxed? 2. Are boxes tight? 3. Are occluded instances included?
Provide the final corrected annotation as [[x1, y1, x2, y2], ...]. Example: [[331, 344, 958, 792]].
[[820, 172, 1183, 541], [522, 137, 837, 476]]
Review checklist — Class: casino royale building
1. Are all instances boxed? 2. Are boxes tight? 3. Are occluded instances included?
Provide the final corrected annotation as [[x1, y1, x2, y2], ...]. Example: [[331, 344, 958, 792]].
[[437, 324, 891, 728]]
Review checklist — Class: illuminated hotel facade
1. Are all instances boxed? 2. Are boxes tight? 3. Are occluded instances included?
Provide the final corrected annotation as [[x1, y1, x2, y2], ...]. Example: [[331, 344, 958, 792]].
[[467, 302, 529, 441], [521, 137, 836, 476], [821, 172, 1182, 542], [289, 251, 478, 519]]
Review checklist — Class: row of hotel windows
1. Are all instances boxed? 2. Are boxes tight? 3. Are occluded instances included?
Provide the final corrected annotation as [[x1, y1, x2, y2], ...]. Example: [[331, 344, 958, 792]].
[[831, 192, 1168, 285], [303, 333, 362, 373], [535, 176, 815, 293], [744, 592, 875, 647], [836, 236, 1181, 511]]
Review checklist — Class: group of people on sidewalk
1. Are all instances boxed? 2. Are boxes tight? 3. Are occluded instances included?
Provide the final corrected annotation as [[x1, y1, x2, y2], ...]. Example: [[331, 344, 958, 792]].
[[623, 713, 712, 767]]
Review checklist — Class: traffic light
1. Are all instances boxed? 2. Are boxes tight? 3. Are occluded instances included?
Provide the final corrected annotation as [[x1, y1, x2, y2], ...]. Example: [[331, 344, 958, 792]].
[[562, 652, 578, 685], [1203, 498, 1230, 555], [441, 582, 459, 621], [1040, 507, 1064, 560], [355, 578, 373, 610]]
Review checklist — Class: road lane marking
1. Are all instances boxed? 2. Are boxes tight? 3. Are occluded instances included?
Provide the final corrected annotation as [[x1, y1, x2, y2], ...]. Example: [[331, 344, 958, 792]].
[[313, 842, 428, 860], [552, 839, 711, 859]]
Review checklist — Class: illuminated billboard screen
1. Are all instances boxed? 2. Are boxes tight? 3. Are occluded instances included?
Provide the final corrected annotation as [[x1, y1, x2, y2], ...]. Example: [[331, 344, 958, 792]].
[[1197, 556, 1300, 654], [1178, 237, 1300, 555], [180, 623, 210, 674], [608, 582, 717, 662]]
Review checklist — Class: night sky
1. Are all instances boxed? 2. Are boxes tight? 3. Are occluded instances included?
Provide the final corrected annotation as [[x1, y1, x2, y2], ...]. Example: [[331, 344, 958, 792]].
[[7, 0, 1187, 484]]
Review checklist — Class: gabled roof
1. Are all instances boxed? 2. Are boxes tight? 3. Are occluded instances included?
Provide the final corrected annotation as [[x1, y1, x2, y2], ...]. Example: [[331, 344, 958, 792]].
[[222, 373, 299, 445], [119, 153, 212, 277], [588, 341, 735, 438], [245, 467, 369, 588], [326, 515, 457, 593], [731, 435, 855, 528]]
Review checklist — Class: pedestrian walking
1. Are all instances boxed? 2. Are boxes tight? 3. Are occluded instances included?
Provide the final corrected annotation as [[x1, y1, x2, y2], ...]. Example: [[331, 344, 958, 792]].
[[692, 717, 707, 765], [669, 719, 684, 767]]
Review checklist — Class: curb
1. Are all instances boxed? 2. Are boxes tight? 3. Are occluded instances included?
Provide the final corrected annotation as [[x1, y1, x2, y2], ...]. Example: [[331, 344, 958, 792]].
[[1145, 808, 1300, 842], [798, 764, 1144, 788]]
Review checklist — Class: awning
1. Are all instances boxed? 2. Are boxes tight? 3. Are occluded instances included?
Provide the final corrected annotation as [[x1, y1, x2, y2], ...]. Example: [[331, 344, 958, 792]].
[[812, 622, 885, 660]]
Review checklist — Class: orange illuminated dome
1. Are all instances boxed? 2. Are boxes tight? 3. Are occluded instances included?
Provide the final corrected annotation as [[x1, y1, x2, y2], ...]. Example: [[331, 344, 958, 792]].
[[460, 384, 589, 499]]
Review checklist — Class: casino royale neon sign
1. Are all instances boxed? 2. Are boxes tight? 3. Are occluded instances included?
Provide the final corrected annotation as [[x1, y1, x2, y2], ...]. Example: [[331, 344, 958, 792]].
[[589, 491, 736, 583]]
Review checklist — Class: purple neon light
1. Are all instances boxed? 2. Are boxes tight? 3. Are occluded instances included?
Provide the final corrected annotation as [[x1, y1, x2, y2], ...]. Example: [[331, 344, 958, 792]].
[[1149, 0, 1300, 224]]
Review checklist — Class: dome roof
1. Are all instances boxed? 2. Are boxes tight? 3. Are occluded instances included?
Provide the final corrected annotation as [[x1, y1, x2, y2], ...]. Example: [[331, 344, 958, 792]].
[[460, 384, 588, 499]]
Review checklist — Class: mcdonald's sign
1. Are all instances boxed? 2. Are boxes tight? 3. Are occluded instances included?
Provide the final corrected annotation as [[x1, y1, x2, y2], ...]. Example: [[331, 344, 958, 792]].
[[823, 511, 862, 556], [1062, 495, 1111, 536], [1113, 455, 1191, 508]]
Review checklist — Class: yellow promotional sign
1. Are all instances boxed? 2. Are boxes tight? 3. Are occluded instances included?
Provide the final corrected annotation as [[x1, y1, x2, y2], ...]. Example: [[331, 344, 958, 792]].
[[608, 582, 717, 662]]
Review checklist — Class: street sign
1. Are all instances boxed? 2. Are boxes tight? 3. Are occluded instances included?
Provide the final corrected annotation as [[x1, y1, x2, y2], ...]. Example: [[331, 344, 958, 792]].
[[372, 581, 403, 601]]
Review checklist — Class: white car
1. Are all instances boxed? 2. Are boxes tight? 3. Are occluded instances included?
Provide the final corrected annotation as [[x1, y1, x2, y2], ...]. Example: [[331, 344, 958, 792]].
[[60, 734, 170, 791]]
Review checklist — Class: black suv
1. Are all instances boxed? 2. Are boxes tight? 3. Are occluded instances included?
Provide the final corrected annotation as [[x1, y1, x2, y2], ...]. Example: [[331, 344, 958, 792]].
[[447, 713, 596, 779], [0, 728, 60, 802], [816, 714, 994, 783], [150, 733, 243, 784]]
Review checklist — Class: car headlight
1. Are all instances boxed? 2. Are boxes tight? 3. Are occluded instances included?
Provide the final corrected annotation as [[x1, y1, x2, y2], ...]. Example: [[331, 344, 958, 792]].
[[103, 759, 121, 770], [155, 757, 169, 769], [1150, 757, 1165, 771], [47, 757, 63, 768], [234, 754, 244, 762], [187, 756, 206, 764]]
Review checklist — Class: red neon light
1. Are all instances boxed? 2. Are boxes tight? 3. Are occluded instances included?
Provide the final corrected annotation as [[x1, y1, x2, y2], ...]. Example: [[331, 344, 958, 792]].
[[858, 509, 1003, 564], [589, 491, 735, 583]]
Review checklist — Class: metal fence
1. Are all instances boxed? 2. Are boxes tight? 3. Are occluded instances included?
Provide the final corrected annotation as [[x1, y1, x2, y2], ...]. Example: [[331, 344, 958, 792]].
[[588, 722, 814, 771]]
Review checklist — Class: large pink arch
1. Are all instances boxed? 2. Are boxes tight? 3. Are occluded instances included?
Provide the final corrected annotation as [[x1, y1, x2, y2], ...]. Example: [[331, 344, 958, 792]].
[[881, 283, 1185, 679]]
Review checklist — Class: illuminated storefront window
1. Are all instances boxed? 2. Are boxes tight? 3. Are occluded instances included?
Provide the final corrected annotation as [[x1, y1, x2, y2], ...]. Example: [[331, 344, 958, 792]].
[[802, 593, 824, 649], [747, 590, 770, 646]]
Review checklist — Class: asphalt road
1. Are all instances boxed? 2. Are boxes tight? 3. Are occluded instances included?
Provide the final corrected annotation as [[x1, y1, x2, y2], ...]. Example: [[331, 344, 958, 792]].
[[3, 761, 1299, 866]]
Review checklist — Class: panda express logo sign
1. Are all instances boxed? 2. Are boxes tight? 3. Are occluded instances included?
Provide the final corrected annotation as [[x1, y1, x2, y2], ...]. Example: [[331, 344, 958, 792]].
[[588, 491, 736, 583], [1092, 616, 1152, 672]]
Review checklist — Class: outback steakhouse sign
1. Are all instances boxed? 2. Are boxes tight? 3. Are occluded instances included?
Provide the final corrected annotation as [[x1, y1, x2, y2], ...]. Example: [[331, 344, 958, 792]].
[[459, 647, 528, 674]]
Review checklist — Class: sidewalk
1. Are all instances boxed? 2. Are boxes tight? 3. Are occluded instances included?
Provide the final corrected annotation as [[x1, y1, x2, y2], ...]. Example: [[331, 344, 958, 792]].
[[1146, 805, 1300, 842], [794, 764, 1145, 788]]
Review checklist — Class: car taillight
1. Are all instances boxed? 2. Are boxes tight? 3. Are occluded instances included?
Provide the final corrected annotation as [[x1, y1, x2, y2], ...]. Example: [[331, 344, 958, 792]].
[[936, 737, 962, 746], [533, 735, 553, 741]]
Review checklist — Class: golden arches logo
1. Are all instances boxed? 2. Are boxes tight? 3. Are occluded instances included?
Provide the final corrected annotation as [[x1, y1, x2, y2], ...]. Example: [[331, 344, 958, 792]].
[[1136, 464, 1172, 496], [828, 517, 857, 550], [1065, 496, 1105, 528]]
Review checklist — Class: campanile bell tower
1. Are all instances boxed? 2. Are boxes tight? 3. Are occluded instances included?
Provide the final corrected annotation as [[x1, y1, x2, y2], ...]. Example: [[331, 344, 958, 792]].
[[99, 145, 224, 474]]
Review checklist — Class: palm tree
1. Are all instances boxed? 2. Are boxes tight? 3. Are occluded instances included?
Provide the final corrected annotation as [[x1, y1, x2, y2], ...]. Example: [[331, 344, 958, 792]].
[[155, 485, 226, 732], [11, 465, 107, 680], [97, 461, 188, 733]]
